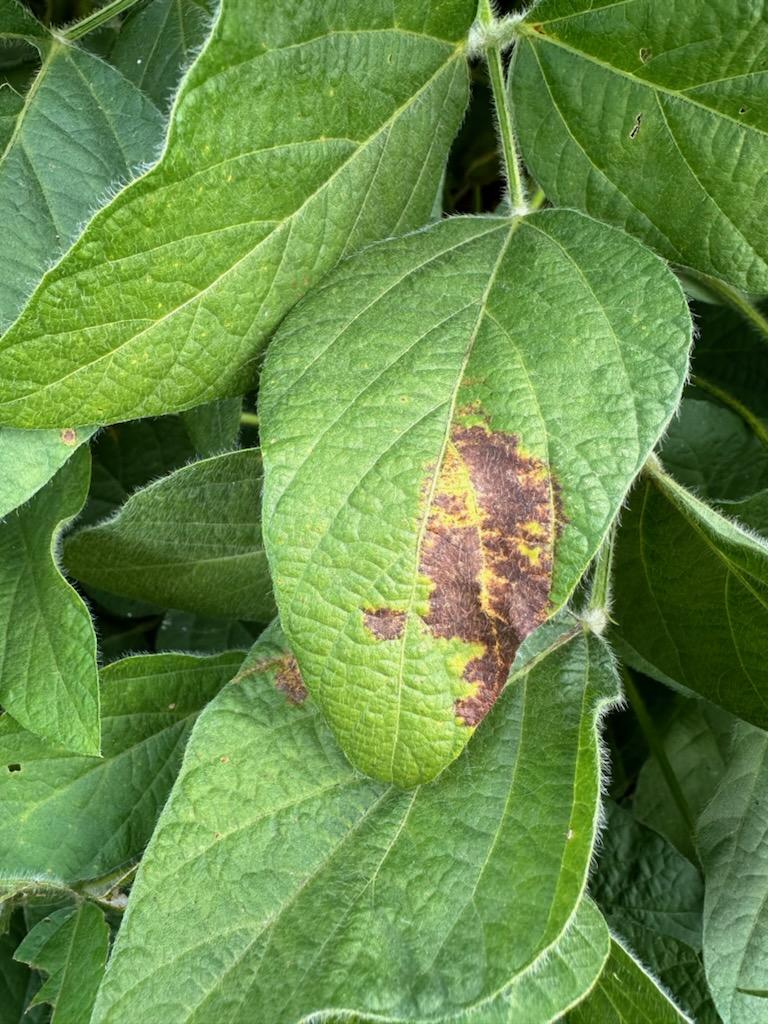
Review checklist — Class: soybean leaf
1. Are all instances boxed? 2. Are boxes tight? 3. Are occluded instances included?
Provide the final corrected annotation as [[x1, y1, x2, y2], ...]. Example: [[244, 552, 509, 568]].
[[510, 0, 768, 291], [65, 449, 273, 621], [0, 449, 99, 754], [592, 802, 718, 1023], [0, 0, 46, 43], [693, 299, 768, 427], [261, 208, 691, 785], [90, 619, 618, 1024], [0, 651, 240, 888], [0, 0, 475, 426], [699, 722, 768, 1024], [568, 938, 689, 1023], [156, 610, 258, 653], [14, 903, 108, 1024], [634, 698, 733, 861], [0, 426, 95, 520], [180, 397, 242, 457], [107, 0, 215, 111], [613, 462, 768, 729], [0, 912, 35, 1024]]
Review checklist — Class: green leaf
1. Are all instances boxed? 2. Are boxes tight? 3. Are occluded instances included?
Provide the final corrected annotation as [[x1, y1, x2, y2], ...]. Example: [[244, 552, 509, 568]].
[[699, 722, 768, 1024], [634, 698, 733, 861], [0, 426, 95, 520], [107, 0, 216, 111], [261, 209, 691, 785], [180, 397, 242, 457], [0, 650, 240, 887], [90, 619, 618, 1024], [693, 300, 768, 427], [613, 462, 768, 729], [568, 938, 689, 1023], [156, 610, 258, 653], [13, 903, 108, 1024], [0, 449, 99, 754], [0, 0, 47, 43], [592, 802, 718, 1023], [64, 449, 274, 621], [511, 0, 768, 291], [0, 912, 34, 1024], [0, 0, 475, 426]]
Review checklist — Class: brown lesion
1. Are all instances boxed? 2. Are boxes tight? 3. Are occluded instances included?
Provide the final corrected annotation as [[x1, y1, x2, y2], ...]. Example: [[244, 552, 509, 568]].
[[274, 655, 308, 705], [420, 424, 564, 727], [59, 428, 77, 446], [363, 608, 407, 641]]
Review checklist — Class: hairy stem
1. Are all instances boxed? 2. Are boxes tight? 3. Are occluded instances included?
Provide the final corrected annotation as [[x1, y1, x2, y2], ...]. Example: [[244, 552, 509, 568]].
[[588, 521, 615, 614], [60, 0, 143, 42]]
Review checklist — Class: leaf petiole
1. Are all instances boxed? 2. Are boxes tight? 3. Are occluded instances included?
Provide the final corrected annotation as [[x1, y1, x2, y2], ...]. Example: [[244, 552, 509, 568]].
[[59, 0, 144, 43]]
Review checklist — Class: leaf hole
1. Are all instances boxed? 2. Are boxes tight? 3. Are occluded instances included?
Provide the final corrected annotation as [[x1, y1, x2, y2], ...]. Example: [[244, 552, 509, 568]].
[[629, 114, 643, 140], [739, 106, 748, 114], [639, 47, 652, 63], [7, 763, 21, 773]]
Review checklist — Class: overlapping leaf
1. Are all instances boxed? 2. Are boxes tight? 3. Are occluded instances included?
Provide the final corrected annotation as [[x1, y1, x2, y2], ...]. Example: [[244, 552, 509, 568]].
[[0, 651, 240, 888], [613, 462, 768, 729], [65, 449, 274, 620], [261, 208, 691, 785], [0, 426, 94, 520], [0, 0, 475, 425], [699, 722, 768, 1024], [510, 0, 768, 291], [0, 449, 99, 754], [90, 619, 618, 1024]]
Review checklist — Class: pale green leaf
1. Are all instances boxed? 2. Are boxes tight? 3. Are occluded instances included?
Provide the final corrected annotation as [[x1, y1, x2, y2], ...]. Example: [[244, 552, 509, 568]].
[[511, 0, 768, 290], [261, 209, 691, 785], [0, 650, 241, 888], [613, 463, 768, 729], [13, 903, 108, 1024], [0, 426, 95, 520], [634, 698, 733, 861], [90, 619, 618, 1024], [64, 448, 274, 621], [699, 722, 768, 1024], [0, 0, 475, 426], [568, 938, 689, 1023], [0, 449, 99, 754]]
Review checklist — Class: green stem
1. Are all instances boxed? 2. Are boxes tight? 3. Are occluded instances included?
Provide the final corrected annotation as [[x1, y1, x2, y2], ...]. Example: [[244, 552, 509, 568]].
[[240, 411, 259, 428], [693, 375, 768, 450], [60, 0, 142, 41], [588, 522, 615, 614], [699, 274, 768, 348], [620, 665, 699, 848], [477, 1, 527, 213]]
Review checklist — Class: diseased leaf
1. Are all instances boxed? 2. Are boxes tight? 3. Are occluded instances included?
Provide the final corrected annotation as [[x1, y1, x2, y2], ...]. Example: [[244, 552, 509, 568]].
[[0, 449, 99, 754], [13, 903, 108, 1024], [613, 462, 768, 729], [65, 449, 274, 621], [568, 938, 689, 1023], [511, 0, 768, 290], [0, 0, 475, 425], [261, 209, 691, 785], [0, 651, 240, 887], [107, 0, 215, 110], [592, 802, 718, 1023], [0, 426, 95, 520], [90, 619, 619, 1024], [699, 722, 768, 1024], [634, 698, 733, 861]]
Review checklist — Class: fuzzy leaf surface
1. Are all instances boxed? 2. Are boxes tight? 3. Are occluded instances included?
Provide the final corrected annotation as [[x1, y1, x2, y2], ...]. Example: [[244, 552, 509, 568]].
[[511, 0, 768, 290], [261, 209, 691, 785], [64, 449, 274, 621], [0, 651, 240, 887], [0, 449, 99, 754], [0, 426, 94, 520], [90, 620, 618, 1023], [614, 465, 768, 729], [699, 722, 768, 1024], [13, 903, 108, 1024], [0, 0, 474, 425]]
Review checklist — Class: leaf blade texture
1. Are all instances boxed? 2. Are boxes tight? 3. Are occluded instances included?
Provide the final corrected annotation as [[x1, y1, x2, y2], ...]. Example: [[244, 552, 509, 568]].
[[261, 209, 692, 785], [64, 448, 274, 621], [0, 449, 99, 754], [90, 620, 618, 1023], [510, 0, 768, 290], [0, 0, 475, 426]]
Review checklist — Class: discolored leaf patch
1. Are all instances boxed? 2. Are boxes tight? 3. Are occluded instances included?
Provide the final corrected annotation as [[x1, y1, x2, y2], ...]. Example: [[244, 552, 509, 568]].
[[422, 424, 560, 726], [363, 608, 407, 641], [274, 655, 308, 706]]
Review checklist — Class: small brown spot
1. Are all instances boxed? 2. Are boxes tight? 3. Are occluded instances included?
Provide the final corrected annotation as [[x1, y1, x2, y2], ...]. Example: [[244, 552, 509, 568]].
[[363, 608, 406, 641], [274, 655, 308, 705], [219, 755, 229, 764], [639, 47, 652, 63], [629, 114, 643, 140], [531, 23, 545, 34], [420, 425, 564, 727], [60, 428, 77, 446]]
